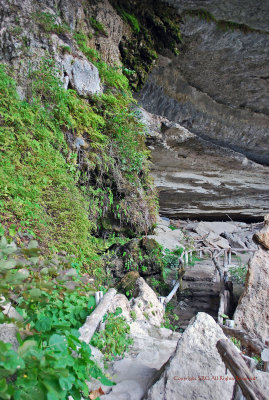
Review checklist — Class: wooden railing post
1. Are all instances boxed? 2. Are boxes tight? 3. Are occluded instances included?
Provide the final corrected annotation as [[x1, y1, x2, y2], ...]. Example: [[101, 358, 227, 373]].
[[216, 339, 268, 400]]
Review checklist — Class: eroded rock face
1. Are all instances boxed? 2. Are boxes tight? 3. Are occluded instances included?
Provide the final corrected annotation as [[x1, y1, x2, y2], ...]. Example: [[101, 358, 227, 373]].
[[0, 0, 126, 96], [0, 324, 20, 351], [62, 53, 101, 96], [253, 214, 269, 250], [142, 109, 269, 220], [139, 4, 269, 164], [143, 312, 235, 400], [130, 278, 164, 326], [138, 1, 269, 220], [234, 245, 269, 343], [147, 217, 184, 251], [164, 0, 269, 32]]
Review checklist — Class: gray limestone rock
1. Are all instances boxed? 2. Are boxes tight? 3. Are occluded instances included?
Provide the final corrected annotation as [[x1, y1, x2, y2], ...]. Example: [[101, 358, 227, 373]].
[[100, 321, 181, 400], [0, 323, 20, 350], [139, 15, 269, 164], [107, 293, 131, 321], [130, 278, 164, 327], [234, 246, 269, 343], [62, 54, 101, 97], [143, 312, 235, 400], [147, 218, 184, 251], [141, 109, 269, 220]]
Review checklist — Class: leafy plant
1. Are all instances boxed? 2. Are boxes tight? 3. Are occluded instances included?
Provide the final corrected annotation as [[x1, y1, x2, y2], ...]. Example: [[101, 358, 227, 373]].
[[0, 238, 118, 399], [229, 265, 248, 284], [91, 308, 133, 361], [231, 337, 241, 349]]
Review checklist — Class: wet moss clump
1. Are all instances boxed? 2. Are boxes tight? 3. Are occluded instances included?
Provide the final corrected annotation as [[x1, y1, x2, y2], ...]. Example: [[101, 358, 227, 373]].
[[109, 0, 182, 90]]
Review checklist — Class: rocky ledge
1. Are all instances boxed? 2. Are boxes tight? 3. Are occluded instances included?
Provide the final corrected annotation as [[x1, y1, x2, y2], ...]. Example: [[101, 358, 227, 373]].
[[141, 109, 269, 220]]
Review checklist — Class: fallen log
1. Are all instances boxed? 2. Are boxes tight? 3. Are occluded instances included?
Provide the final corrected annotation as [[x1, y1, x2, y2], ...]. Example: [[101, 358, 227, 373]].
[[216, 339, 268, 400], [79, 288, 117, 344], [219, 324, 264, 355]]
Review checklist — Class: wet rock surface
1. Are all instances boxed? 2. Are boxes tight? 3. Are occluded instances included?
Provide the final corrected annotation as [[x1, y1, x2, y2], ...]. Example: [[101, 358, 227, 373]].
[[163, 0, 269, 32]]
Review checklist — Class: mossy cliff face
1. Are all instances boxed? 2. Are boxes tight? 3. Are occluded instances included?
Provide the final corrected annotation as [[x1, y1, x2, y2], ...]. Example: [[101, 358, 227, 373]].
[[0, 0, 158, 267], [109, 0, 182, 90]]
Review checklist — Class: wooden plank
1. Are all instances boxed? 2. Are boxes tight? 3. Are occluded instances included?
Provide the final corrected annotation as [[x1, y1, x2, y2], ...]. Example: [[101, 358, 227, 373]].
[[219, 325, 264, 355], [217, 339, 268, 400], [79, 288, 117, 344]]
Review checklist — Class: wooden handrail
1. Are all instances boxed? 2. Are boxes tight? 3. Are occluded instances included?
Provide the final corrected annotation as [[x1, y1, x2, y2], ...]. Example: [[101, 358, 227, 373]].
[[216, 339, 268, 400], [219, 324, 264, 355]]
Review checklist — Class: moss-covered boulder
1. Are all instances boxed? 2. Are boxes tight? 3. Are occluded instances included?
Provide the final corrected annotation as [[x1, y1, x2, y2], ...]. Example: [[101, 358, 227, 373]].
[[119, 271, 140, 298], [105, 237, 164, 278]]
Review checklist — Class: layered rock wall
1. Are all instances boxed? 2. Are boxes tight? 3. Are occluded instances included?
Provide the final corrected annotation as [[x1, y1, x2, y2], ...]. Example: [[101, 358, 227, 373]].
[[139, 10, 269, 163]]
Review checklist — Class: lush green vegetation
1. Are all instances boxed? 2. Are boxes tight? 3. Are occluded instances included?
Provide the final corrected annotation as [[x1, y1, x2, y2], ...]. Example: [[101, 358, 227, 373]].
[[229, 263, 248, 284], [0, 7, 161, 399], [0, 51, 157, 264], [89, 17, 108, 36], [120, 12, 140, 33], [0, 237, 122, 399], [91, 307, 133, 361], [33, 12, 70, 35]]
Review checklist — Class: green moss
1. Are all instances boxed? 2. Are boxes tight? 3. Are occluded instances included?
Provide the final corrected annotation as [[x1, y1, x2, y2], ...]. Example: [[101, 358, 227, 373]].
[[0, 62, 103, 262], [74, 31, 100, 62], [0, 48, 158, 266], [121, 11, 140, 32], [110, 0, 182, 90], [33, 12, 70, 35], [89, 17, 108, 36], [60, 45, 71, 54]]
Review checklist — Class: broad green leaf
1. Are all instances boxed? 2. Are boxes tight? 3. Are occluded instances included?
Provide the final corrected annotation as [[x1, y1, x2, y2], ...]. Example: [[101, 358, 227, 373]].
[[8, 225, 16, 238], [5, 270, 29, 284], [48, 335, 67, 352], [47, 392, 59, 400], [18, 340, 38, 357], [53, 354, 74, 369], [14, 384, 45, 400], [0, 378, 8, 393], [87, 296, 95, 310], [99, 374, 116, 386], [114, 307, 122, 316], [0, 260, 17, 271], [28, 288, 43, 300], [0, 225, 5, 237], [0, 347, 24, 374], [59, 375, 75, 391], [35, 317, 52, 332]]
